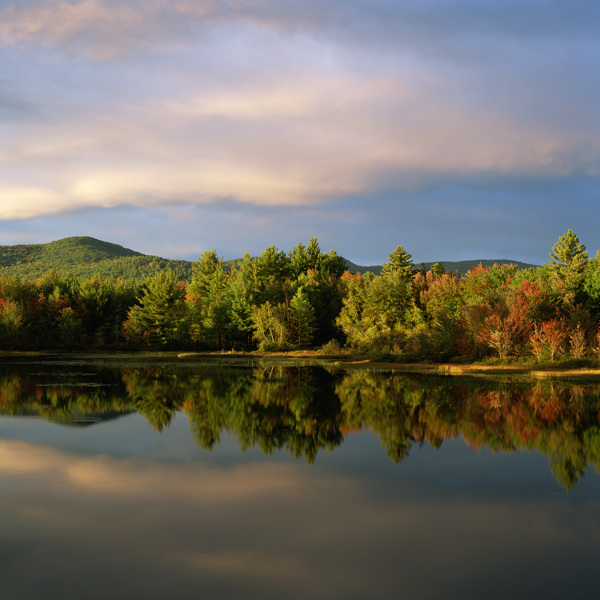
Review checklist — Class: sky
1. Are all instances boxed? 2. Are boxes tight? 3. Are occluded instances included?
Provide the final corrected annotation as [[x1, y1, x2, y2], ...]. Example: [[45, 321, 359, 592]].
[[1, 0, 599, 266]]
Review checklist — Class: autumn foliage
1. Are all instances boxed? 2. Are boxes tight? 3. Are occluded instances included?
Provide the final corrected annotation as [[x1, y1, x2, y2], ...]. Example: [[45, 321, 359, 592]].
[[1, 231, 600, 361]]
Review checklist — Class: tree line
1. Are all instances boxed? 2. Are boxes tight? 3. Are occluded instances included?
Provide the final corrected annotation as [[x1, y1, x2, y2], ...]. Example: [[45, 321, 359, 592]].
[[1, 231, 600, 362]]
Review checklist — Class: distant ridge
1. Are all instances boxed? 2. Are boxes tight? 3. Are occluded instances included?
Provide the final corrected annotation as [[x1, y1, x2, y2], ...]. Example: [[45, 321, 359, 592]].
[[343, 258, 538, 276], [418, 259, 538, 276], [0, 236, 538, 281]]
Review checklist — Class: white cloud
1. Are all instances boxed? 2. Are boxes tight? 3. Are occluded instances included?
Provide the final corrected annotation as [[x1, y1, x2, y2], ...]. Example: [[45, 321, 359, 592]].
[[0, 0, 598, 222]]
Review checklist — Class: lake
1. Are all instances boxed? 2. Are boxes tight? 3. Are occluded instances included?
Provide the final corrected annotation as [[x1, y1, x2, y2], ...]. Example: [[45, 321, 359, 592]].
[[0, 355, 599, 599]]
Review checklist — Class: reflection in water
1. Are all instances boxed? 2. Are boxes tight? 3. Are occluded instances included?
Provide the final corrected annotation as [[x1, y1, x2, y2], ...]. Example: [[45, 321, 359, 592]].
[[0, 358, 599, 600], [0, 359, 599, 489]]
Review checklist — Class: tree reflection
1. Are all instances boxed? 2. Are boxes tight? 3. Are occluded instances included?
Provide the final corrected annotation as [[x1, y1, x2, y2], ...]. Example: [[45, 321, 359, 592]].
[[122, 368, 183, 432], [0, 359, 599, 489], [181, 366, 344, 463]]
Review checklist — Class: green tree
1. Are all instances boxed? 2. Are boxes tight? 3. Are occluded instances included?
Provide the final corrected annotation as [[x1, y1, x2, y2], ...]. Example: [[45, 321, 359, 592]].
[[583, 251, 600, 315], [289, 241, 309, 279], [251, 301, 291, 351], [382, 245, 414, 278], [0, 299, 27, 348], [431, 262, 445, 276], [291, 287, 316, 348], [337, 268, 413, 355], [228, 253, 258, 348], [549, 229, 588, 271], [124, 271, 188, 348], [548, 230, 589, 309], [188, 250, 231, 348], [255, 245, 292, 305], [78, 276, 137, 346], [189, 250, 222, 298]]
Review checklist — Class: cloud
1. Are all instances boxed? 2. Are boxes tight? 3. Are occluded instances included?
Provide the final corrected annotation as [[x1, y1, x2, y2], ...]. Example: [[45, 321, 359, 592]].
[[1, 59, 597, 221], [2, 1, 598, 59], [0, 0, 327, 58], [0, 0, 598, 251]]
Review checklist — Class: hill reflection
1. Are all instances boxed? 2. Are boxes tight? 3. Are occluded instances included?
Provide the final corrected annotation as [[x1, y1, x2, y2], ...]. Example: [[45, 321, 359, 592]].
[[1, 361, 599, 490]]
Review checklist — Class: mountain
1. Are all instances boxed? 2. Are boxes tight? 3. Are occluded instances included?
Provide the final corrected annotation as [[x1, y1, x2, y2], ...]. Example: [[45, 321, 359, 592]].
[[0, 236, 192, 281], [416, 259, 538, 276], [342, 260, 384, 275], [344, 258, 538, 276], [0, 236, 539, 281]]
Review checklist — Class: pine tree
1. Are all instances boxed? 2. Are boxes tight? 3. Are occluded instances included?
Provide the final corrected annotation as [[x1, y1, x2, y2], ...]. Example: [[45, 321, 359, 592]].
[[292, 287, 316, 348], [549, 229, 588, 272], [382, 245, 414, 278], [125, 271, 187, 348], [188, 250, 231, 348], [548, 230, 589, 309]]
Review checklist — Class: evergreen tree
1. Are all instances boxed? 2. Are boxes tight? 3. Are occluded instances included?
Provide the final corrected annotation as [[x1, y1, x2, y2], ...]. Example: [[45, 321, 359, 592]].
[[382, 245, 414, 278], [305, 237, 323, 272], [124, 271, 188, 348], [549, 229, 588, 271], [188, 251, 231, 348], [255, 245, 292, 305], [548, 230, 589, 309], [228, 253, 258, 348], [292, 287, 316, 348], [431, 262, 445, 276], [289, 242, 309, 279], [190, 250, 222, 297]]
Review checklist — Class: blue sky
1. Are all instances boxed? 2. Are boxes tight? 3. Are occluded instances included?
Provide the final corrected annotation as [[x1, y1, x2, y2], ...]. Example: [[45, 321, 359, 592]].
[[1, 0, 598, 265]]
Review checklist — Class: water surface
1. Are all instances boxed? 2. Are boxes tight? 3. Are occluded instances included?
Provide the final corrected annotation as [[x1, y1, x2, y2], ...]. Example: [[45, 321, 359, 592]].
[[0, 356, 598, 599]]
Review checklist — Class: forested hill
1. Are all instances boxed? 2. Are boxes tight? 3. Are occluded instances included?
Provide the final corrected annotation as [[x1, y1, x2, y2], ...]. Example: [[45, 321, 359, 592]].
[[0, 236, 537, 281], [0, 236, 193, 281], [343, 258, 538, 276], [422, 258, 537, 275]]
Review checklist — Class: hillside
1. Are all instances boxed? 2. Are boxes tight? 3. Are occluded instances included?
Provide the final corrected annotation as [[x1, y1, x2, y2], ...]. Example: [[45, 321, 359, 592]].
[[0, 236, 192, 281], [0, 236, 538, 281], [344, 258, 538, 276], [419, 258, 538, 275]]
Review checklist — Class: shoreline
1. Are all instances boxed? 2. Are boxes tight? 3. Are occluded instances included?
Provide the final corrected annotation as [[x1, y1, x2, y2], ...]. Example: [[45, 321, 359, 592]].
[[179, 350, 600, 379], [2, 349, 600, 379]]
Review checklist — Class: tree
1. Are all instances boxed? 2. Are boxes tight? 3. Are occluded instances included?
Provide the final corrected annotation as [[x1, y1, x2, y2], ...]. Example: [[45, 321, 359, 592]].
[[291, 287, 316, 348], [228, 252, 258, 348], [250, 288, 316, 351], [382, 245, 414, 278], [190, 250, 222, 298], [431, 262, 445, 276], [187, 250, 231, 348], [124, 271, 188, 348], [0, 299, 27, 348], [78, 276, 136, 346], [255, 245, 292, 305], [583, 251, 600, 314], [337, 269, 412, 355], [549, 229, 588, 271], [548, 230, 589, 309], [288, 238, 334, 279], [251, 301, 291, 350], [289, 242, 309, 279]]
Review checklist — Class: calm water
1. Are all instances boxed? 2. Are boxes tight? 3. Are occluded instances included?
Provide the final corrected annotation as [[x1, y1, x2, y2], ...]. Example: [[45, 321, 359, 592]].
[[0, 355, 599, 599]]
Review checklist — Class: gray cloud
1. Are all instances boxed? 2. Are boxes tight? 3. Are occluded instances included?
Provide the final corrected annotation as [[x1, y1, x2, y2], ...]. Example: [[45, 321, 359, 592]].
[[1, 1, 598, 59], [0, 0, 598, 261], [2, 175, 597, 267]]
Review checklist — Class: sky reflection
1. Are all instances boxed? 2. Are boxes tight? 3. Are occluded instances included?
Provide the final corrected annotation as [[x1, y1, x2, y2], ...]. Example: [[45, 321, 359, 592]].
[[0, 413, 598, 600]]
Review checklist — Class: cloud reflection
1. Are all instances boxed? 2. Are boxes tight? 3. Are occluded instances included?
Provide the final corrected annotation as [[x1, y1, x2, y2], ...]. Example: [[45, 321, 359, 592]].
[[1, 431, 599, 599]]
